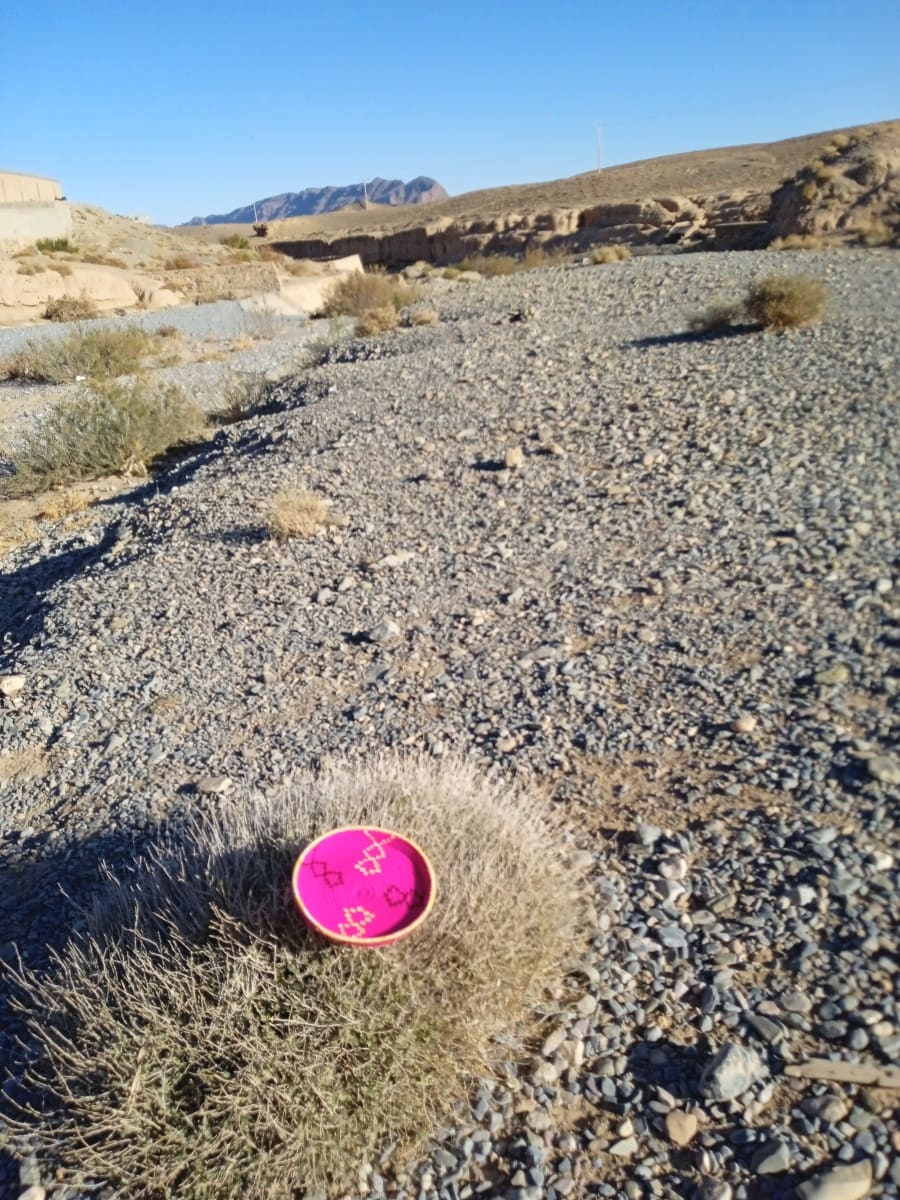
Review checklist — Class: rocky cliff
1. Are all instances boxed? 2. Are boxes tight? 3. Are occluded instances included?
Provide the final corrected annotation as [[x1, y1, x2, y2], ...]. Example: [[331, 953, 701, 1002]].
[[186, 177, 447, 226]]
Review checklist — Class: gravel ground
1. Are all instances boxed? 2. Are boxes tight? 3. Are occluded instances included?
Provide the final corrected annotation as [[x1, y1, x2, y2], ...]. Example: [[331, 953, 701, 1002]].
[[0, 249, 897, 1200]]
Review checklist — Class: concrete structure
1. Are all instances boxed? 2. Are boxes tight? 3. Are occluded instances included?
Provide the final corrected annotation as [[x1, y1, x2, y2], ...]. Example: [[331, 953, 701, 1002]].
[[0, 170, 72, 251]]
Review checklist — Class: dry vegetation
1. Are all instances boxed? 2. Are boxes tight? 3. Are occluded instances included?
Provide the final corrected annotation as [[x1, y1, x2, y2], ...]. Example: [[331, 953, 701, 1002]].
[[43, 294, 100, 323], [689, 275, 827, 334], [357, 305, 399, 335], [410, 307, 439, 326], [0, 380, 206, 497], [266, 486, 332, 539], [745, 275, 827, 329], [320, 271, 422, 319], [0, 326, 167, 384], [7, 755, 573, 1198], [590, 245, 632, 264]]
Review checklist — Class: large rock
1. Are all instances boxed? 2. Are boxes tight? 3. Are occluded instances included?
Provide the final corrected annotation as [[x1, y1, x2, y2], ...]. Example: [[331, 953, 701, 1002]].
[[699, 1043, 767, 1101], [796, 1159, 873, 1200]]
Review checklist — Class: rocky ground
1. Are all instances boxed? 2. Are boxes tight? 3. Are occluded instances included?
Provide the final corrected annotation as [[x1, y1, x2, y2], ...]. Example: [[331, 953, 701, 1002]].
[[0, 249, 897, 1199]]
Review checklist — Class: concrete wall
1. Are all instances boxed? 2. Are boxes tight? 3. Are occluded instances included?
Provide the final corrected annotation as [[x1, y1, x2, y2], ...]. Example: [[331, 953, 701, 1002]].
[[0, 202, 73, 251], [0, 170, 62, 203]]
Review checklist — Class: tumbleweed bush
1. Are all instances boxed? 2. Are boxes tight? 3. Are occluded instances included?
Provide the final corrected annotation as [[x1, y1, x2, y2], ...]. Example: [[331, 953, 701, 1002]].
[[8, 755, 574, 1199]]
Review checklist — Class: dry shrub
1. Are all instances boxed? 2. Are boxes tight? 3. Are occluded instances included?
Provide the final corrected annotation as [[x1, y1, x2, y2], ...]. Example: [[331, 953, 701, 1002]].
[[590, 244, 631, 264], [216, 373, 267, 424], [357, 305, 399, 335], [688, 300, 743, 334], [256, 244, 286, 263], [284, 258, 318, 276], [7, 755, 573, 1198], [267, 486, 332, 538], [321, 270, 395, 316], [43, 294, 99, 322], [47, 262, 73, 278], [520, 246, 565, 270], [815, 165, 838, 184], [0, 325, 160, 383], [36, 488, 89, 520], [800, 180, 819, 202], [455, 254, 517, 277], [859, 219, 894, 246], [441, 266, 461, 280], [221, 233, 250, 250], [80, 252, 128, 269], [16, 261, 44, 276], [746, 275, 827, 329], [154, 324, 181, 340], [164, 254, 202, 270], [0, 379, 207, 497], [770, 234, 826, 250], [410, 307, 439, 326]]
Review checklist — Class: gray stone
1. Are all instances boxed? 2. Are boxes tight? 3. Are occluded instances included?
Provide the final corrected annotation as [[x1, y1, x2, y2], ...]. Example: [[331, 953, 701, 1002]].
[[699, 1043, 767, 1101], [751, 1138, 791, 1174], [796, 1159, 873, 1200]]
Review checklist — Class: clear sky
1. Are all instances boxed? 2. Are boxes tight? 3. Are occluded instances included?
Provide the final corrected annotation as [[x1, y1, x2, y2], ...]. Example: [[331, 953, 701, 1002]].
[[3, 0, 898, 226]]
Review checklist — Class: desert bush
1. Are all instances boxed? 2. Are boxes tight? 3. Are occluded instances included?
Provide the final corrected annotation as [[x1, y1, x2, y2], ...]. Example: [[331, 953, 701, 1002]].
[[455, 254, 517, 277], [267, 486, 333, 538], [0, 326, 162, 383], [216, 373, 267, 424], [221, 233, 250, 250], [770, 234, 827, 250], [0, 379, 206, 497], [687, 300, 744, 334], [16, 261, 44, 276], [357, 305, 399, 335], [590, 244, 631, 264], [35, 237, 76, 253], [321, 270, 395, 316], [520, 246, 565, 270], [7, 755, 573, 1198], [154, 324, 181, 340], [815, 165, 838, 184], [859, 219, 894, 246], [441, 266, 461, 280], [80, 252, 129, 269], [745, 275, 827, 329], [43, 294, 99, 322], [255, 244, 286, 263], [164, 254, 202, 270], [800, 181, 819, 203], [47, 262, 73, 278], [410, 307, 439, 326]]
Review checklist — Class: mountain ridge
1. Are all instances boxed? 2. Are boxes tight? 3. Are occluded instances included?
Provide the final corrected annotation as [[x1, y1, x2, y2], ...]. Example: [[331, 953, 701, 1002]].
[[185, 176, 447, 225]]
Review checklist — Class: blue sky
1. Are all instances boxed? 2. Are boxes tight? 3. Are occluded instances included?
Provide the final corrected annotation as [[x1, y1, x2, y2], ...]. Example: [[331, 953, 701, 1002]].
[[3, 0, 898, 225]]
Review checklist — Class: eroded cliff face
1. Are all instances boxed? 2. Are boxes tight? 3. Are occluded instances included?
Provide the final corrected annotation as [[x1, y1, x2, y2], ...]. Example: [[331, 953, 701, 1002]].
[[272, 126, 899, 266]]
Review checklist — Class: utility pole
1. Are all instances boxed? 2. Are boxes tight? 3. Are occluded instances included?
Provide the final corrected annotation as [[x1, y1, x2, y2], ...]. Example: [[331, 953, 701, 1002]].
[[363, 179, 369, 211]]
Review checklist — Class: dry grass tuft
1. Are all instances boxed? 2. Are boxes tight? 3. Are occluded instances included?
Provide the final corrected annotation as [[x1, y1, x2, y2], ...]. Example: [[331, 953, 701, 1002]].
[[454, 254, 517, 277], [687, 299, 744, 334], [745, 274, 827, 329], [0, 379, 207, 498], [0, 325, 162, 384], [520, 246, 566, 270], [770, 234, 827, 250], [216, 373, 267, 424], [47, 262, 73, 278], [79, 252, 129, 269], [16, 261, 45, 276], [36, 488, 90, 521], [410, 307, 439, 326], [267, 486, 332, 538], [357, 305, 399, 335], [221, 233, 250, 250], [858, 219, 894, 246], [43, 294, 99, 322], [284, 258, 319, 276], [590, 244, 631, 264], [321, 271, 421, 319], [164, 254, 203, 270], [6, 755, 573, 1198]]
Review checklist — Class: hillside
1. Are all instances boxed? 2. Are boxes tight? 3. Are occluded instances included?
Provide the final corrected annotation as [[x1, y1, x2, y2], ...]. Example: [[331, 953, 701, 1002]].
[[186, 175, 447, 225]]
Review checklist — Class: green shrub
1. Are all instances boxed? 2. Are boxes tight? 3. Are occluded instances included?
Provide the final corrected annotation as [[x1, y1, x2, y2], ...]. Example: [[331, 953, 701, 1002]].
[[0, 379, 207, 496], [746, 275, 827, 329], [7, 755, 573, 1198], [0, 326, 164, 384], [221, 233, 250, 250], [35, 237, 77, 253]]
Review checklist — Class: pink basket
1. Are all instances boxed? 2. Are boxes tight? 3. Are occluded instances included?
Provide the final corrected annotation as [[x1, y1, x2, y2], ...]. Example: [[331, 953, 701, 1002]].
[[292, 826, 436, 946]]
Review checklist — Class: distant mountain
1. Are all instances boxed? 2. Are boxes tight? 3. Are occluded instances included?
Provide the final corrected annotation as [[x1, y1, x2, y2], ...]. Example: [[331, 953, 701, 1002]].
[[185, 176, 448, 225]]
